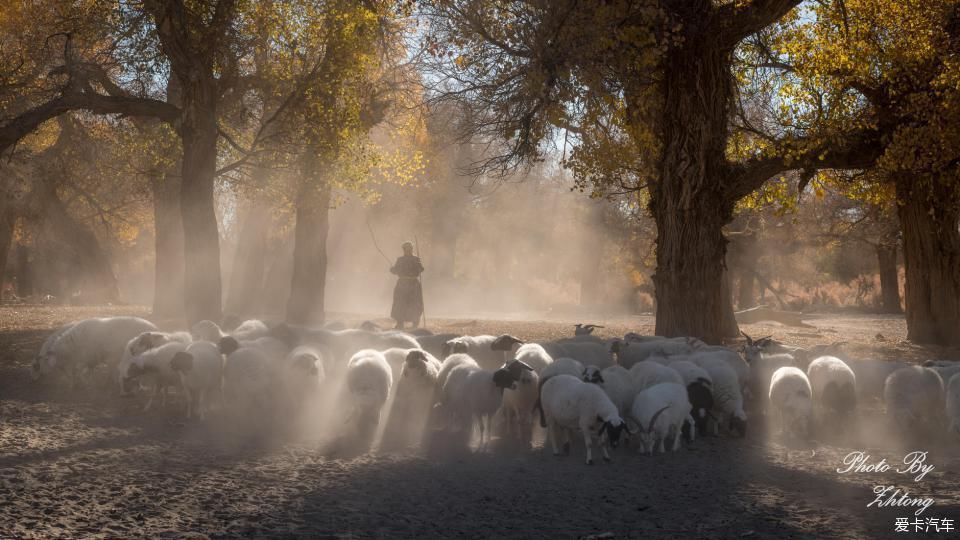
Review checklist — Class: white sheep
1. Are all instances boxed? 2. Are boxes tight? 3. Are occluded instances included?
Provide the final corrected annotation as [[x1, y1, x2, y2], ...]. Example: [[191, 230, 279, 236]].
[[542, 341, 612, 369], [666, 360, 714, 437], [581, 365, 636, 418], [690, 349, 749, 392], [946, 373, 960, 436], [629, 382, 694, 454], [191, 320, 226, 342], [117, 331, 193, 394], [31, 321, 79, 381], [271, 324, 419, 369], [538, 374, 629, 465], [806, 356, 857, 423], [884, 366, 944, 436], [222, 345, 273, 412], [48, 316, 158, 387], [613, 338, 696, 368], [627, 360, 684, 392], [383, 348, 441, 445], [740, 350, 796, 407], [499, 360, 540, 445], [414, 332, 461, 361], [768, 366, 814, 440], [125, 341, 188, 412], [170, 341, 223, 420], [698, 358, 748, 437], [345, 349, 394, 430], [441, 358, 533, 449], [512, 343, 554, 373], [846, 358, 910, 403], [442, 334, 525, 371], [278, 345, 326, 414], [231, 319, 270, 341]]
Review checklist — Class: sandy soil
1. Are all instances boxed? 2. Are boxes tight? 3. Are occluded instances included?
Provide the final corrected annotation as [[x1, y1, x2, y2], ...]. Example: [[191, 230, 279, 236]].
[[1, 305, 958, 539]]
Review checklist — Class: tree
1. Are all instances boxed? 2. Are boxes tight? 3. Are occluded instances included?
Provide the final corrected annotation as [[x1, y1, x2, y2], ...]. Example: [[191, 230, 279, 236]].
[[760, 0, 960, 344], [422, 0, 889, 342]]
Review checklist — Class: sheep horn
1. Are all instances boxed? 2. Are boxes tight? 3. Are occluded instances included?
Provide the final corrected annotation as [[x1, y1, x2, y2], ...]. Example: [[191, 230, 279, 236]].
[[740, 330, 754, 346], [647, 405, 671, 433], [515, 360, 534, 372]]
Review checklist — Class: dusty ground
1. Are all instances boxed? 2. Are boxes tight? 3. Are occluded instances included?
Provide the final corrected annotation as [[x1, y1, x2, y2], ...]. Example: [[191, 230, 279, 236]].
[[1, 305, 959, 539]]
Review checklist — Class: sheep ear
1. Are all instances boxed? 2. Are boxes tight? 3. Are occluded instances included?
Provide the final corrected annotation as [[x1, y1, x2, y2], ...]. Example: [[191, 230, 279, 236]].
[[516, 360, 534, 372], [740, 330, 753, 346]]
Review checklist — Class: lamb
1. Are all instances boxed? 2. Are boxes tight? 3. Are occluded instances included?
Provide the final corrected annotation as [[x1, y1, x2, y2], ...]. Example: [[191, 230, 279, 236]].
[[269, 324, 419, 369], [278, 345, 326, 413], [512, 343, 554, 373], [532, 357, 587, 417], [582, 365, 636, 418], [629, 382, 694, 454], [441, 357, 533, 449], [543, 341, 612, 369], [231, 319, 270, 341], [191, 320, 226, 342], [697, 358, 748, 437], [846, 358, 910, 402], [627, 360, 684, 392], [170, 341, 223, 420], [739, 349, 796, 407], [538, 374, 629, 465], [611, 339, 695, 369], [345, 350, 394, 430], [221, 345, 273, 412], [414, 333, 461, 360], [768, 366, 814, 440], [884, 366, 944, 436], [47, 316, 158, 387], [665, 360, 714, 437], [499, 359, 540, 444], [946, 373, 960, 436], [31, 321, 79, 381], [125, 341, 188, 411], [117, 331, 193, 394], [806, 356, 857, 424], [689, 349, 749, 392], [442, 334, 524, 371]]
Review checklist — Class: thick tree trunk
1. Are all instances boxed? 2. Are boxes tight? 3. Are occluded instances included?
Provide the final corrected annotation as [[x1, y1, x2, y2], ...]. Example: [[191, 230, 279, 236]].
[[286, 183, 332, 326], [178, 87, 222, 324], [896, 177, 960, 345], [876, 243, 901, 314], [649, 29, 739, 343], [225, 202, 271, 318], [151, 170, 184, 318]]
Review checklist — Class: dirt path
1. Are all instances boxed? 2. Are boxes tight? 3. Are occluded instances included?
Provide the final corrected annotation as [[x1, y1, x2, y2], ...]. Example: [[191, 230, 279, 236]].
[[1, 306, 958, 539]]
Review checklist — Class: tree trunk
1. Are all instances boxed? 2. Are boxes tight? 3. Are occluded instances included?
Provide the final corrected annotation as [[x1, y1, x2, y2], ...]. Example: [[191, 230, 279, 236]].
[[648, 29, 739, 343], [178, 86, 222, 324], [151, 170, 184, 318], [876, 242, 902, 314], [286, 182, 332, 326], [39, 186, 119, 302], [0, 204, 14, 298], [225, 202, 271, 318], [896, 177, 960, 345]]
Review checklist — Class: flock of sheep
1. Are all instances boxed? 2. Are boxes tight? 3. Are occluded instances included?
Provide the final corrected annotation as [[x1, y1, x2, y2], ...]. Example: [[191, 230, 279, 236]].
[[29, 316, 960, 463]]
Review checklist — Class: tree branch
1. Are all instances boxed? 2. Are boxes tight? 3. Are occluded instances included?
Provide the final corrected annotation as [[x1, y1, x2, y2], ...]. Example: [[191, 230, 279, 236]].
[[716, 0, 803, 49]]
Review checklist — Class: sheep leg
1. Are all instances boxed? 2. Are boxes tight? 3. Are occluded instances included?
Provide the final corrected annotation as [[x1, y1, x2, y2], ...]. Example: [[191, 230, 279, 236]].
[[582, 430, 594, 465], [686, 415, 696, 443], [601, 443, 611, 463], [144, 383, 157, 412], [672, 423, 682, 451], [548, 420, 561, 456], [656, 435, 665, 454]]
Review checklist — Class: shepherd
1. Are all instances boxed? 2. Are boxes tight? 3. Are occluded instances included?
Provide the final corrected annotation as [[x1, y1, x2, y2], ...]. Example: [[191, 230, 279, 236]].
[[390, 241, 424, 329]]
